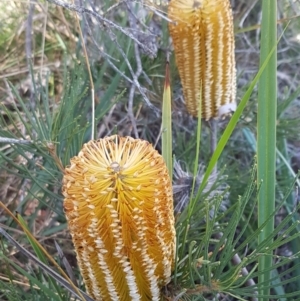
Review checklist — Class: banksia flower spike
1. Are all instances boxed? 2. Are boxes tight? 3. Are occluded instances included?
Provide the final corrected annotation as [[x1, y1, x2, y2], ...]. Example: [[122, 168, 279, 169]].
[[63, 135, 175, 301], [168, 0, 236, 120]]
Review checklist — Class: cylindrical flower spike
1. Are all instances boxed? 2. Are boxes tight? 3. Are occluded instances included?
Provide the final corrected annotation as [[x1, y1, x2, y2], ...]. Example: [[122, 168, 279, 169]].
[[168, 0, 236, 120], [63, 135, 175, 301]]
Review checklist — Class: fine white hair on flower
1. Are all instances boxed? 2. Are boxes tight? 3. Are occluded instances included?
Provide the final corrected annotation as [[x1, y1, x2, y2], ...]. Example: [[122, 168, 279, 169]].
[[172, 160, 228, 214]]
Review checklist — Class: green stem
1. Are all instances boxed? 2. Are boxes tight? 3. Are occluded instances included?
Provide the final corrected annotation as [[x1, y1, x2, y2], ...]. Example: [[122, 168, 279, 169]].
[[257, 1, 277, 300]]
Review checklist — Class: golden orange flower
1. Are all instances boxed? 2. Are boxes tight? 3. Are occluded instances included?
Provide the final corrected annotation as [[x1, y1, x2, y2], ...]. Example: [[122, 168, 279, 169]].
[[168, 0, 236, 120], [62, 135, 175, 301]]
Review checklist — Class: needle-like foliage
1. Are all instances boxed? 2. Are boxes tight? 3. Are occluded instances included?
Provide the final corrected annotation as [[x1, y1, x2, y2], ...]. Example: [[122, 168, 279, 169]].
[[1, 1, 300, 301]]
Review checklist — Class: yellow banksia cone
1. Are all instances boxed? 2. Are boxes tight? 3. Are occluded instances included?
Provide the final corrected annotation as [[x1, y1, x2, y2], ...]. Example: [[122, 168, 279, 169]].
[[62, 135, 175, 301], [168, 0, 236, 120]]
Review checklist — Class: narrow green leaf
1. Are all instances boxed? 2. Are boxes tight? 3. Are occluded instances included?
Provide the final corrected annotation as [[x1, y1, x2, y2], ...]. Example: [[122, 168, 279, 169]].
[[257, 2, 277, 300], [17, 214, 64, 300], [162, 60, 173, 178], [198, 40, 278, 197]]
